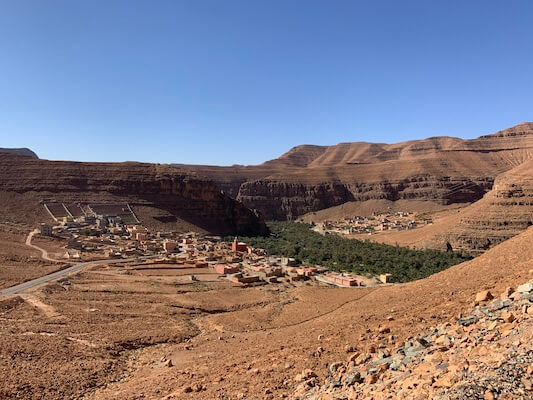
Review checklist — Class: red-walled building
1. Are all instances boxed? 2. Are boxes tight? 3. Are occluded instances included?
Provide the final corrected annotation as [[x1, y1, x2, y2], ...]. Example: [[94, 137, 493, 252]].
[[323, 273, 358, 287], [232, 238, 248, 253], [215, 264, 240, 274]]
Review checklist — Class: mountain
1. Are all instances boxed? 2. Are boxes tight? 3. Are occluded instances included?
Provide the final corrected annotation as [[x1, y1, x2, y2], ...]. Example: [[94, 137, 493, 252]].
[[0, 154, 266, 236], [324, 158, 533, 253], [405, 157, 533, 253], [0, 148, 38, 158], [176, 123, 533, 219]]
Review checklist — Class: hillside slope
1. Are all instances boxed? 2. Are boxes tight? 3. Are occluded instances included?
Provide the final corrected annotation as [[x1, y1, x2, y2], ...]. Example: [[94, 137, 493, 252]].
[[0, 154, 266, 235], [293, 226, 533, 399], [348, 158, 533, 253], [85, 226, 533, 400]]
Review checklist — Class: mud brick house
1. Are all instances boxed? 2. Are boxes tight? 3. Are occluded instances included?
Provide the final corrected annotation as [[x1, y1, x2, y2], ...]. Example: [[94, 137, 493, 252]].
[[231, 238, 248, 253], [215, 264, 240, 274]]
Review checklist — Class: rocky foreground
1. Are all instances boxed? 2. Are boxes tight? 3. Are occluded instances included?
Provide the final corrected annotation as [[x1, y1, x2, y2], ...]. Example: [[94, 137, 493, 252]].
[[293, 281, 533, 400]]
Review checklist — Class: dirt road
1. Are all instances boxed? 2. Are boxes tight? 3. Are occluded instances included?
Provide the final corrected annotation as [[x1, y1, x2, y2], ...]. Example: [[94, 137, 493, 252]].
[[25, 229, 59, 262]]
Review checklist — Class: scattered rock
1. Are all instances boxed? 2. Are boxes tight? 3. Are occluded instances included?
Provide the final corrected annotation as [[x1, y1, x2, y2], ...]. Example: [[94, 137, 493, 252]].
[[378, 326, 390, 334], [294, 278, 533, 400], [501, 287, 514, 298], [344, 345, 356, 353], [328, 362, 343, 374], [502, 312, 515, 323], [345, 372, 362, 386], [475, 290, 494, 302], [294, 369, 317, 382], [516, 282, 533, 293]]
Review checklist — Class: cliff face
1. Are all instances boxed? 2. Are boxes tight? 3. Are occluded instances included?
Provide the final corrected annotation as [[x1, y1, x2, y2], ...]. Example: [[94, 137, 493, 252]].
[[361, 158, 533, 253], [178, 123, 533, 219], [0, 154, 266, 236], [237, 176, 495, 220], [237, 181, 354, 220], [444, 158, 533, 252]]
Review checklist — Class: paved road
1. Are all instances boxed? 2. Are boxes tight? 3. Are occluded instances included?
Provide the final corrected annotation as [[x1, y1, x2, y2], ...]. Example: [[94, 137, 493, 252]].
[[0, 257, 153, 297]]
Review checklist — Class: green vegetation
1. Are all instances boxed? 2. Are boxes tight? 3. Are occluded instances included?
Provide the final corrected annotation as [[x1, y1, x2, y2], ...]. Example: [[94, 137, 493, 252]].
[[80, 229, 100, 237], [234, 222, 472, 283]]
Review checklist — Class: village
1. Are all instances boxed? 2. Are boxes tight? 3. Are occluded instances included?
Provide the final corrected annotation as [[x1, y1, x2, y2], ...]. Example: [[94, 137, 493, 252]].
[[35, 202, 394, 289], [312, 210, 433, 237]]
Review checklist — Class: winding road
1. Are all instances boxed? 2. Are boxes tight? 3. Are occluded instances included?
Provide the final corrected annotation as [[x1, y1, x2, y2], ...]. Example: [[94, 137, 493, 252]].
[[0, 229, 155, 296], [25, 229, 59, 262]]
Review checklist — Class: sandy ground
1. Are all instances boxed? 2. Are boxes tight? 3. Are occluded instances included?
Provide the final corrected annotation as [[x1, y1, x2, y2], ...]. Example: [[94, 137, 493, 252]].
[[30, 235, 69, 261], [0, 225, 532, 399], [0, 224, 65, 289]]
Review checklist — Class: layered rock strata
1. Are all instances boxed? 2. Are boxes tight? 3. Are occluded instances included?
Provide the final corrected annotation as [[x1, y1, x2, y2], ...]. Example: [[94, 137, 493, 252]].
[[0, 154, 266, 235], [178, 123, 533, 219]]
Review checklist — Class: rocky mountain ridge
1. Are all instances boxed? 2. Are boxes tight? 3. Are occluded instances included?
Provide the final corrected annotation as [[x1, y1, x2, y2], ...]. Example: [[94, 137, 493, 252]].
[[176, 123, 533, 219]]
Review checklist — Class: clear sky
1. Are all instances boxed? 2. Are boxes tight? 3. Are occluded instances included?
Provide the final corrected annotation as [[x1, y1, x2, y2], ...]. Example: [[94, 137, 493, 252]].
[[1, 1, 532, 165]]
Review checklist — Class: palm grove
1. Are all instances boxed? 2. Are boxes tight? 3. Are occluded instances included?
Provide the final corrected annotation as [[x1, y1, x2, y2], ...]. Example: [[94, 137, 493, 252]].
[[234, 222, 471, 283]]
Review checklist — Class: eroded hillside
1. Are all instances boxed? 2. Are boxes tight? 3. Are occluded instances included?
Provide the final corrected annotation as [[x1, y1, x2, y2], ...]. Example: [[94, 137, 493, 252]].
[[177, 123, 533, 219], [0, 154, 266, 236], [340, 159, 533, 253]]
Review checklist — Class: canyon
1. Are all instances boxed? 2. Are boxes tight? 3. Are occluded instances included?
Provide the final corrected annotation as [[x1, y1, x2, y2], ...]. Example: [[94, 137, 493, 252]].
[[2, 122, 532, 251], [0, 154, 266, 236], [177, 123, 533, 220], [0, 123, 532, 400]]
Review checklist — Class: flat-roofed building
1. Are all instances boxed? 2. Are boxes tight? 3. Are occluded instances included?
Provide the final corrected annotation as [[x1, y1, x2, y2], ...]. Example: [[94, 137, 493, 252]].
[[163, 240, 177, 253], [232, 238, 248, 253], [215, 264, 239, 274], [136, 232, 147, 241], [40, 223, 53, 236]]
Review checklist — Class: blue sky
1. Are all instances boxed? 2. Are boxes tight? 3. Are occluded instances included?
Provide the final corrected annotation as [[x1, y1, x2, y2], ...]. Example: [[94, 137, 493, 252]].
[[1, 1, 532, 165]]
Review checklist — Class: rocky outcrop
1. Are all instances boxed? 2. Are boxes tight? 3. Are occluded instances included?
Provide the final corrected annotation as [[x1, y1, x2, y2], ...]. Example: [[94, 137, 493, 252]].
[[293, 280, 533, 399], [0, 148, 38, 158], [178, 123, 533, 220], [0, 154, 266, 236]]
